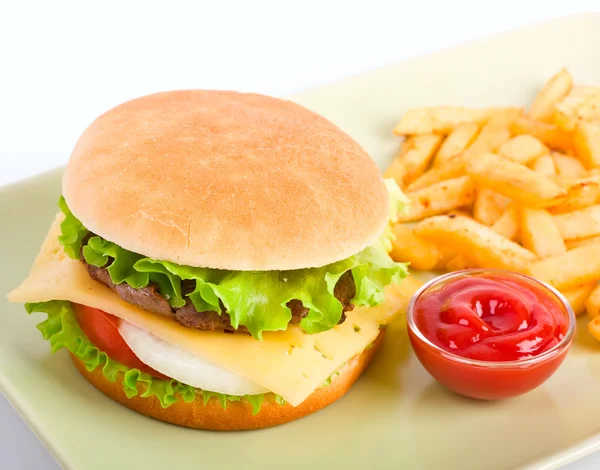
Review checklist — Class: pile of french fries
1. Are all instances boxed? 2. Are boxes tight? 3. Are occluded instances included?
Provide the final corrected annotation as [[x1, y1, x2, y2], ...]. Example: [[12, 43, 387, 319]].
[[386, 68, 600, 342]]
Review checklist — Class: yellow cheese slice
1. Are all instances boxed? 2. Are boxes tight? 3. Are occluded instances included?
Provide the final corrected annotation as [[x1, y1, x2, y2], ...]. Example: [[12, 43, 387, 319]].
[[9, 214, 418, 406]]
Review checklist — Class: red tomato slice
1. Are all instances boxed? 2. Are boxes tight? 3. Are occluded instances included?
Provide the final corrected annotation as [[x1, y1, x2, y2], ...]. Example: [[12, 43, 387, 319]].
[[73, 304, 168, 379]]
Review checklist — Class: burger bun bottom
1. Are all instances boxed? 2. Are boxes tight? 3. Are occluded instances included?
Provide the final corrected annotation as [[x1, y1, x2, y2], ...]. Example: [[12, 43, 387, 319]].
[[70, 329, 385, 431]]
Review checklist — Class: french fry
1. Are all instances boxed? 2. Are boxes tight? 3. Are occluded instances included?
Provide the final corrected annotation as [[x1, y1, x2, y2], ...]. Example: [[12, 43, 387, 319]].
[[413, 214, 537, 272], [384, 134, 442, 188], [433, 122, 479, 167], [529, 68, 573, 122], [520, 208, 566, 258], [389, 224, 445, 271], [446, 208, 472, 218], [555, 86, 600, 131], [384, 155, 409, 188], [387, 276, 426, 313], [565, 235, 600, 250], [564, 86, 600, 96], [445, 254, 474, 271], [405, 155, 465, 192], [435, 245, 460, 270], [586, 284, 600, 319], [531, 154, 557, 178], [560, 284, 596, 316], [407, 134, 444, 156], [487, 107, 524, 127], [574, 121, 600, 168], [466, 153, 567, 207], [408, 119, 513, 192], [589, 316, 600, 342], [553, 205, 600, 240], [529, 243, 600, 290], [463, 124, 511, 160], [549, 174, 600, 214], [497, 135, 548, 165], [393, 107, 492, 135], [491, 205, 520, 241], [511, 117, 572, 151], [397, 176, 476, 222], [473, 187, 508, 226], [575, 95, 600, 121], [552, 152, 587, 179]]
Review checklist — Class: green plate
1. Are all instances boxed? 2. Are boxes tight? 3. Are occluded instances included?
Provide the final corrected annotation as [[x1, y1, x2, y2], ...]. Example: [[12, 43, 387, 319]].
[[3, 13, 600, 470]]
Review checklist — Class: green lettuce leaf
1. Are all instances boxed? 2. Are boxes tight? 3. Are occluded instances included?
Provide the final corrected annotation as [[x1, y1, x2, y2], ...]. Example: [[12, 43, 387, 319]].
[[25, 300, 282, 414], [321, 370, 341, 387], [385, 178, 409, 224], [58, 195, 408, 339], [375, 179, 410, 253], [83, 237, 149, 288], [57, 196, 89, 259]]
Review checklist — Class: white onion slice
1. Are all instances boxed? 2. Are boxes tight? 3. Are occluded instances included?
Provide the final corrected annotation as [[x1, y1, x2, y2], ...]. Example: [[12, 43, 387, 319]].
[[118, 320, 269, 396]]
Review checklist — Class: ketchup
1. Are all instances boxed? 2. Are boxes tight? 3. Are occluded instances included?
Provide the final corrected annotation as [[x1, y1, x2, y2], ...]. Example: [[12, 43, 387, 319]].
[[413, 274, 568, 362], [407, 270, 574, 400]]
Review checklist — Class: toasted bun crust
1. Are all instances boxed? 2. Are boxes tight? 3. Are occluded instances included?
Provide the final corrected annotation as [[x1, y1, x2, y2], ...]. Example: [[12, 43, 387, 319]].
[[62, 90, 388, 270], [70, 330, 384, 430]]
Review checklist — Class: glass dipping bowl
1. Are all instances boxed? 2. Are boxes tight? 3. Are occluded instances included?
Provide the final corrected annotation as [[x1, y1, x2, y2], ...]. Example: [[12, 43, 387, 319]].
[[406, 269, 576, 400]]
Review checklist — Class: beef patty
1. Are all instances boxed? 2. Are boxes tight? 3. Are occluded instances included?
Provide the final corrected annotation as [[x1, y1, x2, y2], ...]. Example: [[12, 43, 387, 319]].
[[81, 243, 354, 334]]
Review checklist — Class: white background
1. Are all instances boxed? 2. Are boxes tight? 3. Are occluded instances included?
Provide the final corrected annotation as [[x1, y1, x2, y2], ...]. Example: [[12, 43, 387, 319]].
[[1, 1, 599, 468]]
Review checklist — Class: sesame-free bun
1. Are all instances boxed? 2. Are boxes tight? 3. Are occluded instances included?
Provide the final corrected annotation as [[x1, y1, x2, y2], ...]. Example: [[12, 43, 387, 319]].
[[62, 90, 389, 270], [70, 329, 384, 431]]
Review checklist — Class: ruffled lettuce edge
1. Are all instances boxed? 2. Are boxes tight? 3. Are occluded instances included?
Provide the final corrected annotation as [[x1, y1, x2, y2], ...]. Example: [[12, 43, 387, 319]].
[[25, 300, 284, 415]]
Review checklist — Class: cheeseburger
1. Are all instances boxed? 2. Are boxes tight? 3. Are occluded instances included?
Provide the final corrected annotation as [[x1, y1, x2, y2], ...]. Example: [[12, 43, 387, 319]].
[[9, 90, 408, 430]]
